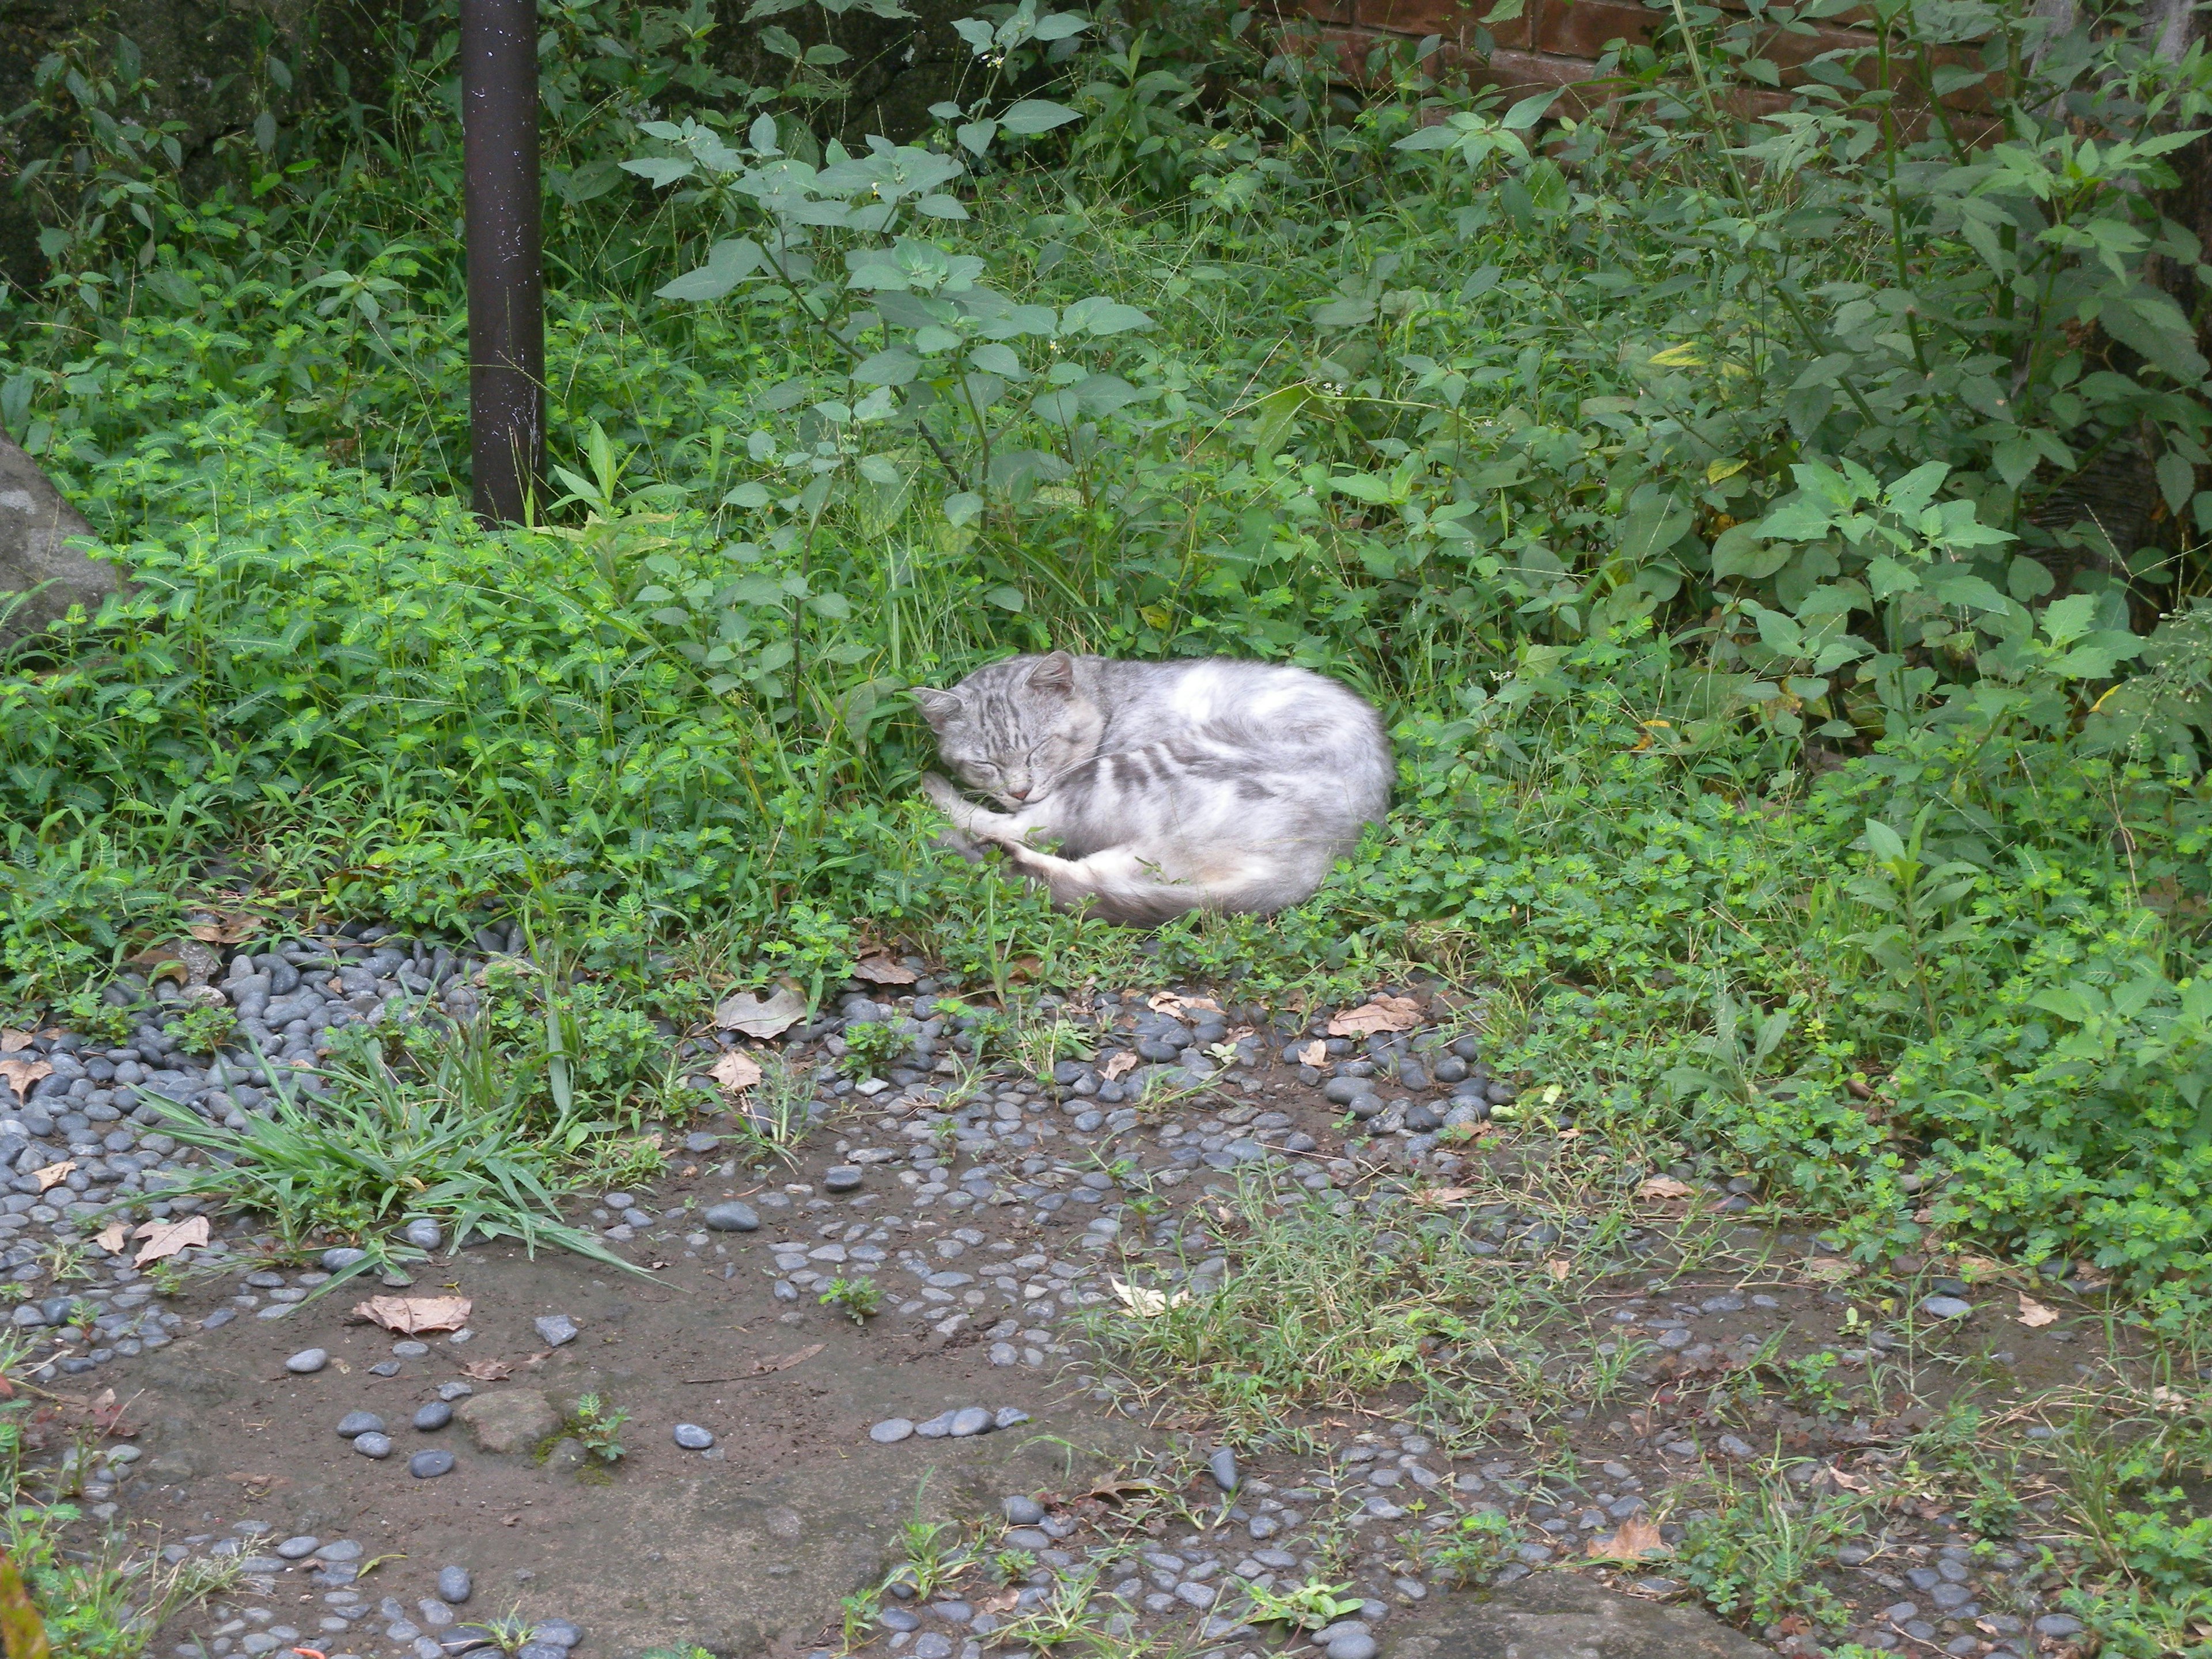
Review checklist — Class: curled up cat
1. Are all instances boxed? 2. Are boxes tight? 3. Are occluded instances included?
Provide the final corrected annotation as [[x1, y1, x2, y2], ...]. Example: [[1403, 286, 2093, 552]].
[[914, 651, 1392, 925]]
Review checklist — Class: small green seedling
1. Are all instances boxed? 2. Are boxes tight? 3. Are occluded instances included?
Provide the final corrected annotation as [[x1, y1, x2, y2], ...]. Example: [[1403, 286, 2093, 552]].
[[570, 1393, 629, 1463], [820, 1276, 883, 1323]]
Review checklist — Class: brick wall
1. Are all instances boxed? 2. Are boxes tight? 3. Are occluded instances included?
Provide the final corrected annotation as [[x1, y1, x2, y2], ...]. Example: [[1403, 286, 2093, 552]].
[[1278, 0, 1968, 115]]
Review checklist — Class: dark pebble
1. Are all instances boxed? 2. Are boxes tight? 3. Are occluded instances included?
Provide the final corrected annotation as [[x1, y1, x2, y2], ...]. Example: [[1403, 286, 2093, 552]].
[[438, 1565, 473, 1604], [703, 1202, 759, 1232], [336, 1411, 385, 1438], [410, 1449, 455, 1478], [414, 1402, 453, 1431], [824, 1165, 864, 1193]]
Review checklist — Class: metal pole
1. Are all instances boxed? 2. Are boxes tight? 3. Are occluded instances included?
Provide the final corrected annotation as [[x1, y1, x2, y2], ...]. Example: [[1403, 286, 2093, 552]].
[[461, 0, 543, 526]]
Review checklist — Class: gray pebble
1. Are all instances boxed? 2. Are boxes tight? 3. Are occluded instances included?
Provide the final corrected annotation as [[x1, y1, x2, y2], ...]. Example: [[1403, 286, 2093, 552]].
[[915, 1411, 955, 1438], [285, 1347, 329, 1375], [2034, 1616, 2084, 1638], [531, 1620, 582, 1649], [514, 1645, 567, 1659], [315, 1540, 365, 1561], [438, 1381, 475, 1402], [1325, 1634, 1378, 1659], [409, 1449, 454, 1478], [870, 1418, 915, 1444], [437, 1566, 472, 1604], [1209, 1446, 1240, 1491], [912, 1636, 954, 1659], [824, 1165, 863, 1193], [673, 1423, 715, 1450], [949, 1406, 992, 1437], [533, 1313, 579, 1347], [275, 1535, 320, 1560], [703, 1202, 759, 1232], [1922, 1296, 1974, 1320], [320, 1247, 370, 1272], [353, 1432, 393, 1459], [402, 1218, 443, 1251], [413, 1402, 453, 1431], [993, 1406, 1030, 1429], [1003, 1495, 1044, 1524], [336, 1411, 385, 1438]]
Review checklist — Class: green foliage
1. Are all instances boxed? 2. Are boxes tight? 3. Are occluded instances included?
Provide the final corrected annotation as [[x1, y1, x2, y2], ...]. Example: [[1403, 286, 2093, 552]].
[[839, 1017, 911, 1078], [3, 0, 2212, 1347], [569, 1393, 630, 1463], [50, 988, 138, 1047], [1675, 1483, 1868, 1632], [165, 1001, 237, 1058], [1426, 1510, 1517, 1586], [144, 1025, 652, 1275], [817, 1275, 883, 1321], [1238, 1578, 1365, 1630]]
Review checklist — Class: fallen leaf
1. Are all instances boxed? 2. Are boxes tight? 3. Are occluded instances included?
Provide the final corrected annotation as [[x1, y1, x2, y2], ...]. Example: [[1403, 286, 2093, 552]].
[[459, 1358, 513, 1382], [1637, 1175, 1695, 1202], [1802, 1257, 1859, 1283], [1294, 1040, 1325, 1068], [94, 1222, 128, 1253], [0, 1056, 54, 1095], [1109, 1278, 1190, 1317], [353, 1294, 473, 1335], [709, 1049, 763, 1092], [184, 911, 263, 945], [0, 1028, 31, 1052], [1410, 1186, 1472, 1207], [1100, 1051, 1139, 1081], [1326, 995, 1423, 1037], [1827, 1465, 1878, 1493], [2015, 1293, 2059, 1329], [1080, 1477, 1161, 1503], [744, 1342, 824, 1376], [2150, 1385, 2192, 1415], [32, 1160, 75, 1192], [714, 985, 807, 1039], [976, 1589, 1021, 1616], [133, 1215, 210, 1264], [1546, 1257, 1573, 1282], [1143, 993, 1221, 1023], [1588, 1516, 1669, 1560], [1007, 955, 1043, 982], [1955, 1253, 2008, 1281], [853, 954, 919, 986]]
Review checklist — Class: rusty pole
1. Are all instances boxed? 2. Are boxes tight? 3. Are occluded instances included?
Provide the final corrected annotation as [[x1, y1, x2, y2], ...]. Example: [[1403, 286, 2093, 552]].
[[461, 0, 544, 525]]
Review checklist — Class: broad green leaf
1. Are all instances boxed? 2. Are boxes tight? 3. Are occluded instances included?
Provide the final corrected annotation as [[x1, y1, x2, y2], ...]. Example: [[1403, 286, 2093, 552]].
[[1865, 819, 1907, 865], [999, 100, 1082, 136], [944, 491, 984, 527]]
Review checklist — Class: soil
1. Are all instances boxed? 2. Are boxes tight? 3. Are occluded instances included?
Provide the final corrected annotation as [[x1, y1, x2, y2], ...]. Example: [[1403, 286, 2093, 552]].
[[17, 979, 2164, 1659]]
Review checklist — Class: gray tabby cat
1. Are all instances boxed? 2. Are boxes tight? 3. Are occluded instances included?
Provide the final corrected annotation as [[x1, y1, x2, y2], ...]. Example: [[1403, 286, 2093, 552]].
[[914, 652, 1392, 925]]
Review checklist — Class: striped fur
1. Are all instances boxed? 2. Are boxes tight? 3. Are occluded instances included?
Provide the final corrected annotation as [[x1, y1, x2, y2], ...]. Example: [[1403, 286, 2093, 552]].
[[914, 652, 1392, 925]]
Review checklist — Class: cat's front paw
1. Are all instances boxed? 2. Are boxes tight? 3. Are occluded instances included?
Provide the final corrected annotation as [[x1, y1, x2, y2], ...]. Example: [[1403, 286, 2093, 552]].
[[919, 772, 967, 815]]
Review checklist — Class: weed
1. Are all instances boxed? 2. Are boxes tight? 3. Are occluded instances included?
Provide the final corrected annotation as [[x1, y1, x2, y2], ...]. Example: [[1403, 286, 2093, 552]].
[[166, 1001, 238, 1058], [819, 1277, 883, 1323], [840, 1019, 911, 1080], [144, 1026, 649, 1277], [989, 1546, 1038, 1585], [1675, 1478, 1870, 1633], [1426, 1510, 1518, 1587], [52, 989, 138, 1047], [1237, 1578, 1365, 1631], [569, 1394, 630, 1464]]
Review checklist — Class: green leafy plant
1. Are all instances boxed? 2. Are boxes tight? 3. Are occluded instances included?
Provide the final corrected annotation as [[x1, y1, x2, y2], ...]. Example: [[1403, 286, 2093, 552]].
[[1427, 1510, 1518, 1586], [165, 1001, 238, 1058], [1675, 1482, 1868, 1633], [839, 1018, 911, 1079], [818, 1275, 882, 1323], [143, 1027, 651, 1277], [1238, 1578, 1365, 1631], [569, 1393, 630, 1464]]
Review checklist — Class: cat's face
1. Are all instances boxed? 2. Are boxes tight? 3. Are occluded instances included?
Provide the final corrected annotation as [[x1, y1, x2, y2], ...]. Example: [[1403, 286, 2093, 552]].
[[914, 652, 1104, 808]]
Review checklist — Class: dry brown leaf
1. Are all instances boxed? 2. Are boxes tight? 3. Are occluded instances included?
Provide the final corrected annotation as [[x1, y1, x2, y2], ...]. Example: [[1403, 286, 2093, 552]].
[[1109, 1278, 1190, 1317], [1100, 1051, 1139, 1081], [709, 1050, 763, 1092], [1409, 1186, 1472, 1207], [459, 1358, 513, 1382], [714, 985, 807, 1039], [1546, 1257, 1573, 1282], [853, 954, 919, 986], [1637, 1175, 1695, 1202], [353, 1294, 472, 1334], [1326, 995, 1423, 1037], [0, 1028, 32, 1053], [184, 910, 264, 945], [1828, 1465, 1878, 1493], [32, 1159, 75, 1192], [1802, 1257, 1859, 1283], [1587, 1516, 1669, 1560], [1294, 1040, 1326, 1068], [133, 1214, 210, 1264], [2016, 1293, 2059, 1328], [745, 1342, 824, 1376], [976, 1589, 1021, 1616], [0, 1056, 54, 1096], [1147, 992, 1221, 1017], [94, 1222, 128, 1254]]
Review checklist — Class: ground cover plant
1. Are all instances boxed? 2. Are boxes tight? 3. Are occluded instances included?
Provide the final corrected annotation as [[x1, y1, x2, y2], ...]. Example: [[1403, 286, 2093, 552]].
[[4, 0, 2212, 1642]]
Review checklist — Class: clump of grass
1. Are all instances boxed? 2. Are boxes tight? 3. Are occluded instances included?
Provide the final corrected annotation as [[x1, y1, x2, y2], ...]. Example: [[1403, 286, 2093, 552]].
[[145, 1024, 650, 1277]]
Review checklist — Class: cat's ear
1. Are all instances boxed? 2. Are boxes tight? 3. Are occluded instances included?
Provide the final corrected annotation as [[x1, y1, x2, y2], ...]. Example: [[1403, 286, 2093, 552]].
[[1027, 651, 1077, 696], [911, 687, 964, 728]]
